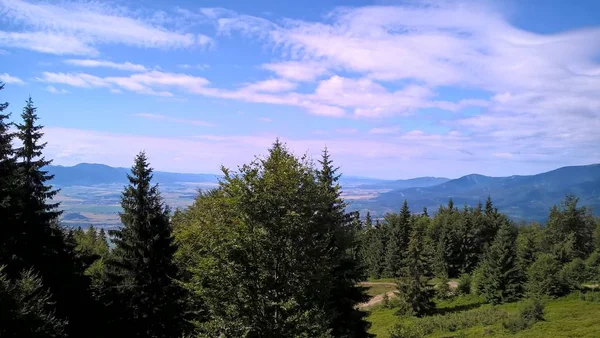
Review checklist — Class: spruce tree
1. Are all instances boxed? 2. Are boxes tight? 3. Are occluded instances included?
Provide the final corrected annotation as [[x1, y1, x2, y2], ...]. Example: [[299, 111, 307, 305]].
[[384, 200, 411, 277], [545, 195, 595, 262], [0, 82, 17, 267], [364, 221, 387, 279], [2, 96, 102, 337], [365, 211, 373, 230], [395, 221, 435, 317], [104, 152, 189, 337], [317, 148, 372, 337], [0, 267, 67, 337], [476, 220, 524, 304]]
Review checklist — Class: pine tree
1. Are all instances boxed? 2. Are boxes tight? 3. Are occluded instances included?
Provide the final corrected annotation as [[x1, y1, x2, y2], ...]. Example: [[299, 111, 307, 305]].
[[317, 148, 372, 337], [545, 195, 595, 262], [395, 221, 435, 317], [384, 200, 412, 277], [104, 152, 189, 337], [476, 220, 524, 304], [364, 221, 387, 279], [457, 207, 477, 274], [0, 266, 67, 337], [0, 82, 17, 267], [365, 211, 373, 230], [8, 97, 98, 337]]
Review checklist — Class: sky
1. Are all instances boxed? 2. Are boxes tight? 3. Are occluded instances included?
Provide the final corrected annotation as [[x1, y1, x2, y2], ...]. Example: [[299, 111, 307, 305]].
[[0, 0, 599, 179]]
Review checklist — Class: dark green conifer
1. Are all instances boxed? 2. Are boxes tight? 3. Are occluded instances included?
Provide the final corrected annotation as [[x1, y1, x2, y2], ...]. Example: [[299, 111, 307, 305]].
[[395, 221, 435, 317], [317, 148, 372, 337], [476, 220, 524, 304], [384, 200, 411, 277], [0, 82, 17, 266], [104, 152, 189, 337]]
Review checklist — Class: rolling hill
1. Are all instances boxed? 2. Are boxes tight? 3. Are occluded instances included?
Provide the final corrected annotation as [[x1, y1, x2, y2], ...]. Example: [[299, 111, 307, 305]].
[[47, 163, 220, 186], [47, 162, 600, 225], [349, 163, 600, 221]]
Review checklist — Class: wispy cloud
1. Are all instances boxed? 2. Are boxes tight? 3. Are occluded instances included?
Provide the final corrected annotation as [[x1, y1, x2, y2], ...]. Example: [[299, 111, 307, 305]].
[[0, 0, 213, 56], [64, 59, 147, 72], [369, 126, 401, 134], [239, 78, 297, 93], [178, 64, 211, 70], [0, 72, 25, 85], [258, 117, 272, 123], [46, 85, 68, 94], [37, 71, 210, 97], [134, 113, 215, 127]]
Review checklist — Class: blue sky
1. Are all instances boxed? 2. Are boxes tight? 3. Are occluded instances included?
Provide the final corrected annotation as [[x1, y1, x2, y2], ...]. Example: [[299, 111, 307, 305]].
[[1, 0, 599, 179]]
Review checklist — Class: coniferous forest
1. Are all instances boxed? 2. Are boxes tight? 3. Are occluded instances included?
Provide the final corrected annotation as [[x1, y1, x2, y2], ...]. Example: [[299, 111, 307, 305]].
[[2, 84, 600, 337]]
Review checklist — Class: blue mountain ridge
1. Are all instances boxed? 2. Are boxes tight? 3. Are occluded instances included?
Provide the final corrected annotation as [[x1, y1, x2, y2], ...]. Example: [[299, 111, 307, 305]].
[[349, 163, 600, 221]]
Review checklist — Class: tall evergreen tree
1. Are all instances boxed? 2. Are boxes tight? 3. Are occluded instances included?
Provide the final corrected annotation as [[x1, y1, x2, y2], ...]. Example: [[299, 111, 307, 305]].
[[4, 97, 99, 337], [317, 148, 372, 337], [104, 152, 189, 337], [0, 82, 16, 267], [545, 195, 595, 262], [384, 200, 411, 278], [395, 221, 435, 317], [364, 221, 387, 279], [364, 211, 373, 230], [476, 220, 524, 305]]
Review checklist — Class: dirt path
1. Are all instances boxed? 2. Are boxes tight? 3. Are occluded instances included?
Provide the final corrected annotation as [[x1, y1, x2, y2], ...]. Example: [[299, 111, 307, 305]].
[[358, 291, 396, 308], [358, 281, 458, 309]]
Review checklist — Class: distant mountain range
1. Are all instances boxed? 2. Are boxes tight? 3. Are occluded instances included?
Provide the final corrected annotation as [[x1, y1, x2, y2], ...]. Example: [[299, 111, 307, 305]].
[[47, 162, 600, 223], [350, 163, 600, 221], [48, 163, 219, 186]]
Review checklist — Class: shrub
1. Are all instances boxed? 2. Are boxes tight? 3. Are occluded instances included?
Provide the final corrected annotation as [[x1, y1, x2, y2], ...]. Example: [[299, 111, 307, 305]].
[[390, 306, 509, 337], [436, 275, 454, 300], [585, 250, 600, 282], [457, 273, 472, 295], [471, 266, 484, 296], [560, 258, 587, 292], [502, 298, 545, 333], [526, 253, 565, 298], [389, 322, 425, 338]]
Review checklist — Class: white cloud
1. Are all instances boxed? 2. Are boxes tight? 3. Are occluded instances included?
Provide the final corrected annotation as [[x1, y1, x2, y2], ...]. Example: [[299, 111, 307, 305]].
[[134, 113, 215, 127], [0, 31, 98, 55], [258, 117, 272, 122], [178, 64, 211, 70], [46, 85, 68, 94], [369, 126, 401, 134], [64, 59, 147, 72], [0, 72, 25, 85], [37, 70, 211, 97], [0, 0, 213, 55], [261, 61, 329, 82], [240, 78, 297, 92]]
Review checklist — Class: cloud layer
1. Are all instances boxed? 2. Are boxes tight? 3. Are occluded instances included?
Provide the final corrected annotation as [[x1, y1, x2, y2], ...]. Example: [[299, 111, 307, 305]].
[[0, 0, 212, 55], [1, 1, 599, 177]]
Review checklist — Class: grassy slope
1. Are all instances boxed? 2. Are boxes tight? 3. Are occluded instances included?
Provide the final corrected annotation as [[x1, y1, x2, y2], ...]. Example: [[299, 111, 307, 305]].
[[367, 294, 600, 337]]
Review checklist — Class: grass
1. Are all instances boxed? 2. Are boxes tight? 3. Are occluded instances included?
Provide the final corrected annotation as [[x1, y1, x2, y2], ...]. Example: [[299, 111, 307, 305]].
[[366, 294, 600, 337], [368, 278, 397, 283], [364, 284, 397, 298]]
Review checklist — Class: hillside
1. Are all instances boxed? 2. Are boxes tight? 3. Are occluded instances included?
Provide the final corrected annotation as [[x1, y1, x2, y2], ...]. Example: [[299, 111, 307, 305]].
[[351, 163, 600, 221], [47, 162, 600, 225], [48, 163, 220, 186]]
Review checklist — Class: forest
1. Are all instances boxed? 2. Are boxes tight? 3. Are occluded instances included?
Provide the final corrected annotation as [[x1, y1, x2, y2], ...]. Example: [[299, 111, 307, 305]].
[[2, 83, 600, 337]]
